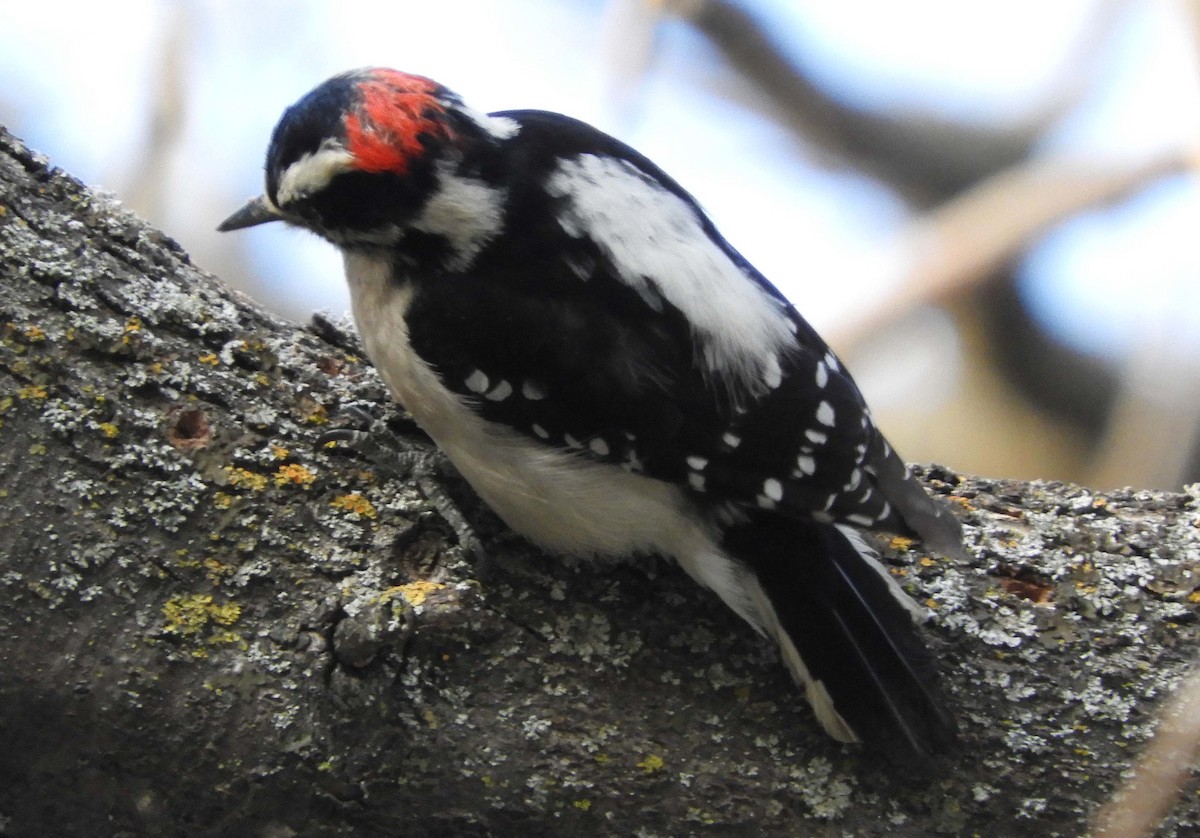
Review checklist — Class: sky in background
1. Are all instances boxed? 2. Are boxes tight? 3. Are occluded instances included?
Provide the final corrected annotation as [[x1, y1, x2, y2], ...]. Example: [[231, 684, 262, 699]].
[[0, 0, 1196, 363]]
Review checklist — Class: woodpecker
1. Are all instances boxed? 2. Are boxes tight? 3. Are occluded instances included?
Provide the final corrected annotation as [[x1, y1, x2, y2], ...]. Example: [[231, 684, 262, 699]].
[[220, 68, 964, 758]]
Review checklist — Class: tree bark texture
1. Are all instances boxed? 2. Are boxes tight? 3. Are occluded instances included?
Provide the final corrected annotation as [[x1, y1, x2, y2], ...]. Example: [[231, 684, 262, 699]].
[[1, 126, 1199, 837]]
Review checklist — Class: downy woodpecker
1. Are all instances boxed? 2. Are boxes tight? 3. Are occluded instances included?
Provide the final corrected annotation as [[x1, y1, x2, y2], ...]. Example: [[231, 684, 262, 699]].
[[220, 68, 964, 758]]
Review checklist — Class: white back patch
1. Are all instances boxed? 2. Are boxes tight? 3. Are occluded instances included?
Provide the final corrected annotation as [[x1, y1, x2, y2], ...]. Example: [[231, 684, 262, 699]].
[[545, 154, 794, 393], [277, 141, 355, 207]]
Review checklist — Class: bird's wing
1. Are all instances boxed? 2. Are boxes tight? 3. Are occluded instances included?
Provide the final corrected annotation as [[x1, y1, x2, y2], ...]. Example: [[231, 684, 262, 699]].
[[404, 109, 961, 551]]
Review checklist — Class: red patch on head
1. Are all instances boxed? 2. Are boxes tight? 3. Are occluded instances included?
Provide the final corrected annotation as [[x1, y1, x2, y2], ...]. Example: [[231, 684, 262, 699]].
[[344, 70, 453, 174]]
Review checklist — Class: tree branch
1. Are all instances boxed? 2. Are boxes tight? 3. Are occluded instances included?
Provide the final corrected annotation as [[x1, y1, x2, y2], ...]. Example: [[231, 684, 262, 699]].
[[2, 126, 1199, 836]]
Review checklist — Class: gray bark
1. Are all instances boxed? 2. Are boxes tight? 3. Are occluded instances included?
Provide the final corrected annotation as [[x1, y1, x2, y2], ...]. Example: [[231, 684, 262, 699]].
[[1, 125, 1198, 837]]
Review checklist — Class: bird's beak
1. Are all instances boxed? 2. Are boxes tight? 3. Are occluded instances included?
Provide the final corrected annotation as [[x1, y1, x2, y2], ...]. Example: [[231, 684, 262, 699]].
[[217, 195, 281, 232]]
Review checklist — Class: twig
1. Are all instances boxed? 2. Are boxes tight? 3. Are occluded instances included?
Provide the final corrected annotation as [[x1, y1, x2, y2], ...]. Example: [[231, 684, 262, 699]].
[[1093, 665, 1200, 838]]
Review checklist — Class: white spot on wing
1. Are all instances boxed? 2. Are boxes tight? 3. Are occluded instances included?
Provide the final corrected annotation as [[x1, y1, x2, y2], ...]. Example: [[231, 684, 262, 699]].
[[846, 513, 874, 527], [485, 380, 513, 401], [844, 468, 862, 491], [795, 455, 815, 476], [686, 455, 709, 471], [532, 423, 550, 439], [544, 154, 794, 392], [805, 429, 827, 445], [816, 401, 836, 427], [688, 472, 706, 492], [763, 478, 783, 501], [815, 360, 829, 389], [589, 437, 610, 457], [563, 433, 582, 449], [876, 500, 891, 521], [464, 369, 489, 393], [756, 494, 777, 510], [521, 380, 546, 400], [722, 432, 742, 449]]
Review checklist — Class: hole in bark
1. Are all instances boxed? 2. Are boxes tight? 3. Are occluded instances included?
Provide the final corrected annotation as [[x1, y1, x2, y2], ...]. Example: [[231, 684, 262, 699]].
[[994, 563, 1055, 604], [165, 406, 211, 450]]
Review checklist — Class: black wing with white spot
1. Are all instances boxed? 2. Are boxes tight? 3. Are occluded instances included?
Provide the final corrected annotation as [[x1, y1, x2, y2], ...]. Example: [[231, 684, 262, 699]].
[[400, 113, 959, 553]]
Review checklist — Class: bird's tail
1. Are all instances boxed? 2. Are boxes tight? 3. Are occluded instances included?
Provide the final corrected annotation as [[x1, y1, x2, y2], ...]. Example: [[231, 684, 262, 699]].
[[722, 513, 958, 760]]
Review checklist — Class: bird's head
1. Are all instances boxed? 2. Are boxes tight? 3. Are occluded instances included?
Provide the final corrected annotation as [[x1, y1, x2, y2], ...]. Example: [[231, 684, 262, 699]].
[[219, 68, 496, 249]]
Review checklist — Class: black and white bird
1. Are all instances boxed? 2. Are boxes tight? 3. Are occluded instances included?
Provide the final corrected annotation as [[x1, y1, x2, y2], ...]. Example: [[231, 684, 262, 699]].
[[220, 68, 964, 758]]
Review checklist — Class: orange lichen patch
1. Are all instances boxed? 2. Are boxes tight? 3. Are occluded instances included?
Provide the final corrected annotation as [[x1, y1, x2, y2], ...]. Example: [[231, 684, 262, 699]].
[[270, 444, 290, 459], [331, 492, 377, 518], [23, 324, 46, 342], [889, 536, 915, 551], [198, 352, 219, 366], [1188, 590, 1200, 604], [947, 495, 976, 512], [225, 466, 268, 492], [919, 557, 937, 568], [274, 463, 316, 488], [925, 598, 940, 609], [17, 384, 47, 400], [380, 580, 445, 608], [124, 316, 142, 333], [165, 406, 211, 450]]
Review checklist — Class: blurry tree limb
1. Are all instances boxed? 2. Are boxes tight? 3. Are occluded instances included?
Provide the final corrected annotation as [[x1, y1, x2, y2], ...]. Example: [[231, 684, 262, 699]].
[[831, 147, 1192, 352], [122, 2, 190, 224], [3, 127, 1200, 836], [1094, 664, 1200, 838], [662, 0, 1134, 201], [1084, 0, 1200, 490], [1088, 331, 1200, 490]]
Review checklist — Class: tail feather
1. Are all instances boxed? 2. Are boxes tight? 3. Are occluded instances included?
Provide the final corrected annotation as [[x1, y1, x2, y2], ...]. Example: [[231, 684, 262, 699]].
[[724, 513, 957, 760], [871, 437, 965, 559]]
